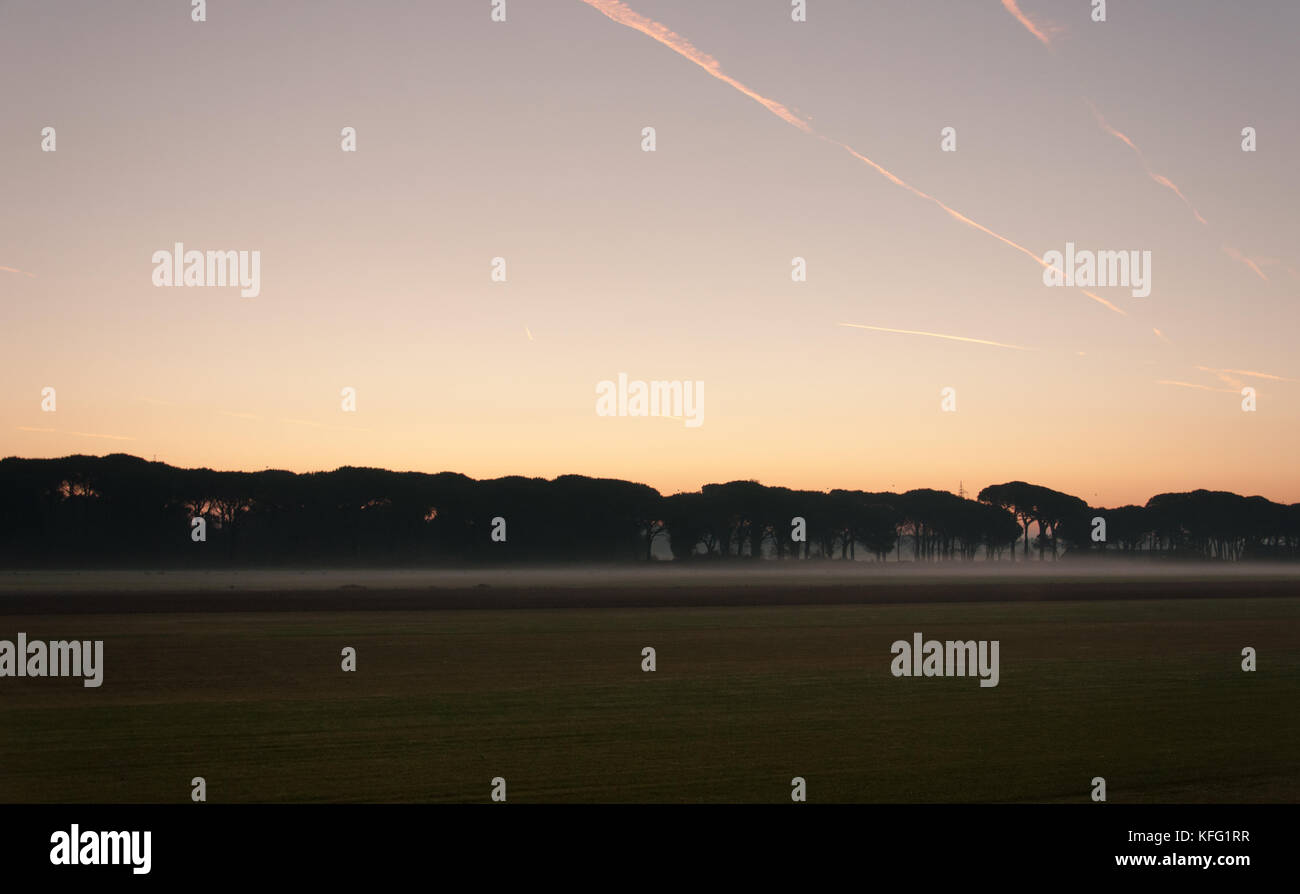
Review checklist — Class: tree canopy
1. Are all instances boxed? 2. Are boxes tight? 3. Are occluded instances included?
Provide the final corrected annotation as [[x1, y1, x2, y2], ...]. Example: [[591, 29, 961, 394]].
[[1, 454, 1296, 566]]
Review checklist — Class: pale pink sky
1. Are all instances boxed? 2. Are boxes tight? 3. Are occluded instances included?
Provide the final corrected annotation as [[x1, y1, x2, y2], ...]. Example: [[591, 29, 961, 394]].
[[2, 0, 1298, 505]]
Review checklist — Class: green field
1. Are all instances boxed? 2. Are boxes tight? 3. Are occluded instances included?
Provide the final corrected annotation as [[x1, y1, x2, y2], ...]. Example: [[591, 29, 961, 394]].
[[1, 594, 1296, 802]]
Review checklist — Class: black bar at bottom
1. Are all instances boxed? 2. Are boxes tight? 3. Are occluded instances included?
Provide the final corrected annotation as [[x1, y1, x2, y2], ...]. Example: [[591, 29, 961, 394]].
[[0, 804, 1284, 881]]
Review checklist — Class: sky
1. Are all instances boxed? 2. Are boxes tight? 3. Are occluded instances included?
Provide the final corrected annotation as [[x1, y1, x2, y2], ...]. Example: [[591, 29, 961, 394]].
[[2, 0, 1298, 507]]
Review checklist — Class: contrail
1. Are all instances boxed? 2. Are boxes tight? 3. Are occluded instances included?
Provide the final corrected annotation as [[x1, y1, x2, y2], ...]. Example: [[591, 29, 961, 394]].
[[825, 142, 1126, 315], [1196, 365, 1296, 383], [1001, 2, 1288, 377], [1, 265, 36, 278], [1153, 328, 1170, 344], [837, 322, 1036, 351], [1009, 3, 1299, 297], [828, 141, 1042, 261], [1208, 369, 1244, 390], [579, 0, 1125, 316], [1156, 380, 1237, 394], [1002, 6, 1281, 287], [1085, 100, 1208, 226], [578, 0, 811, 133], [1081, 107, 1289, 284], [1005, 18, 1280, 291], [1000, 0, 1053, 48], [1222, 244, 1269, 282], [1251, 256, 1300, 282], [1149, 174, 1207, 226]]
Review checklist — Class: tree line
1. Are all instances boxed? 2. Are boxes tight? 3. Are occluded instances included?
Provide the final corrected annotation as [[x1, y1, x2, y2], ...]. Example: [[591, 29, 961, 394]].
[[1, 454, 1297, 566]]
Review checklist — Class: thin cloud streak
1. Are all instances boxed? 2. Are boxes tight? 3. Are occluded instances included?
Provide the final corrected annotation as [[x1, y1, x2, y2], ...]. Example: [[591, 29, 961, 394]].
[[1196, 365, 1296, 383], [1081, 101, 1285, 283], [1156, 380, 1237, 394], [837, 322, 1036, 351], [1000, 0, 1053, 48], [1222, 244, 1269, 282], [1085, 100, 1208, 226], [1, 265, 37, 278], [1252, 256, 1300, 282], [998, 8, 1274, 358], [1002, 17, 1284, 381], [1003, 12, 1283, 290], [581, 0, 1125, 316], [578, 0, 811, 133]]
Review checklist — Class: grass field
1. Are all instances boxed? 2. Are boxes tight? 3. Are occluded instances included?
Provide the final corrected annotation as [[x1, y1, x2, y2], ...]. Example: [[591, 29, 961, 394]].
[[1, 575, 1296, 803]]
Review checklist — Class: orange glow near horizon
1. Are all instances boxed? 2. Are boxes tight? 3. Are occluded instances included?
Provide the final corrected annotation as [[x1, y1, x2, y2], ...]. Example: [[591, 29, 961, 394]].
[[3, 1, 1298, 508]]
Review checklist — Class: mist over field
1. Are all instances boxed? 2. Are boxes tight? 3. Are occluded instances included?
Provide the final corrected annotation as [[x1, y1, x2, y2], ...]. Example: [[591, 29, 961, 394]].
[[5, 561, 1300, 594]]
